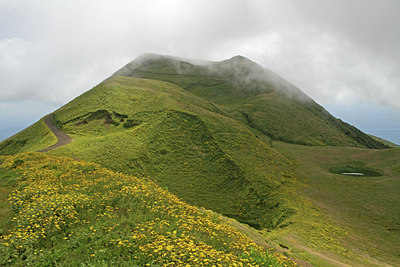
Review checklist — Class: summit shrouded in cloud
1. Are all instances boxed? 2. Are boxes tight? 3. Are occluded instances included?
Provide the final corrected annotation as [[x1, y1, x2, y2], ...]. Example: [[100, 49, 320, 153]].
[[1, 0, 400, 144]]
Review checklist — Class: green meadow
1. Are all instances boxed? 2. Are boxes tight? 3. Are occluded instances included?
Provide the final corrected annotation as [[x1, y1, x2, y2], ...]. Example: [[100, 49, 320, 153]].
[[273, 142, 400, 265]]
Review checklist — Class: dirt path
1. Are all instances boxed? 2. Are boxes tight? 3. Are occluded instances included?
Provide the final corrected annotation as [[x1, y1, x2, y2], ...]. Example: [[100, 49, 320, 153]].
[[39, 114, 71, 152]]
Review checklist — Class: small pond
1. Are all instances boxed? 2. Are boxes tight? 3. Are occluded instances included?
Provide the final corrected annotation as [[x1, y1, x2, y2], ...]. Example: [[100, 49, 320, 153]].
[[341, 172, 364, 176]]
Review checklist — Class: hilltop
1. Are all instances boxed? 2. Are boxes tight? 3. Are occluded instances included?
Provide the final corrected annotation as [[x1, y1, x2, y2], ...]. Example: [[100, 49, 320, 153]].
[[113, 54, 387, 148]]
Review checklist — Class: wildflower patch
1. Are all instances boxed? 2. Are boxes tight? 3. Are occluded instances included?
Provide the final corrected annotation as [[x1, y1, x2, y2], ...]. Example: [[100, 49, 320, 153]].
[[0, 153, 295, 266]]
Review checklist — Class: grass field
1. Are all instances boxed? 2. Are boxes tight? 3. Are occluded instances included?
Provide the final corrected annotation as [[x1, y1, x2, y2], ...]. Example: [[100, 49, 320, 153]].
[[274, 142, 400, 265], [0, 153, 295, 266]]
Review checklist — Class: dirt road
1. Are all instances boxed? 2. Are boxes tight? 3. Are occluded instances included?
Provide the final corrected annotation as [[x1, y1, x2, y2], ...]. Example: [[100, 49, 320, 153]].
[[39, 114, 71, 152]]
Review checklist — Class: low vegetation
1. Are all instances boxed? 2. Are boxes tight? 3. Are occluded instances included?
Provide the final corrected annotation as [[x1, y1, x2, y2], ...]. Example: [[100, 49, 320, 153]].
[[116, 55, 387, 148], [0, 54, 398, 265], [0, 153, 295, 266], [274, 142, 400, 265], [45, 77, 297, 231]]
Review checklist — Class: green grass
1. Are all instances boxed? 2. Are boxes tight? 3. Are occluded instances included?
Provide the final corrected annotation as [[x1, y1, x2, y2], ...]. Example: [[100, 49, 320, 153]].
[[0, 161, 18, 241], [47, 77, 296, 230], [116, 55, 387, 149], [236, 93, 362, 147], [369, 134, 399, 148], [273, 142, 400, 266], [0, 153, 295, 266]]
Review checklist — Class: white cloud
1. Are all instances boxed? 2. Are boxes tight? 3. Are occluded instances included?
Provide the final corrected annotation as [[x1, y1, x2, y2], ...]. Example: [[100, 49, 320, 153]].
[[0, 38, 30, 69], [0, 0, 399, 112]]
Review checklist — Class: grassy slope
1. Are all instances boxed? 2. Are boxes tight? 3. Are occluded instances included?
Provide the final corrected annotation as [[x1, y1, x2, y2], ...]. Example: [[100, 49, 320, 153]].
[[369, 135, 399, 148], [0, 153, 295, 266], [237, 93, 360, 146], [274, 142, 400, 266], [46, 76, 398, 266], [0, 118, 56, 155], [48, 76, 295, 230], [0, 55, 396, 265], [116, 55, 387, 149]]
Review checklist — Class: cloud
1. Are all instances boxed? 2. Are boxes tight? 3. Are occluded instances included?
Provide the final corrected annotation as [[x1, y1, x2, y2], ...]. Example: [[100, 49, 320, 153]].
[[289, 0, 400, 60], [240, 31, 400, 108], [0, 0, 399, 112], [0, 37, 30, 68]]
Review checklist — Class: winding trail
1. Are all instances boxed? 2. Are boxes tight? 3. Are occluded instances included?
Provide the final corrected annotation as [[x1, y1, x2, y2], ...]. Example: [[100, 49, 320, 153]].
[[39, 114, 71, 152]]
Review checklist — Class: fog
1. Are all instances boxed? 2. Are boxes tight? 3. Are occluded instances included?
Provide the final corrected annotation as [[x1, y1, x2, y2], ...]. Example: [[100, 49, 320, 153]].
[[1, 0, 399, 143]]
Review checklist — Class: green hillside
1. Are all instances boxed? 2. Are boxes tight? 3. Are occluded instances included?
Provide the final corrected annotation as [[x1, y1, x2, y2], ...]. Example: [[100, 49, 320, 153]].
[[369, 134, 399, 148], [114, 54, 387, 148], [0, 153, 294, 266], [48, 76, 297, 230], [0, 76, 298, 230], [0, 54, 398, 266], [274, 142, 400, 266]]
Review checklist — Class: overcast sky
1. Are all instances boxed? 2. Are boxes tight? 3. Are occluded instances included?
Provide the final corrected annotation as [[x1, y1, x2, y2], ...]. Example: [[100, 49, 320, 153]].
[[1, 0, 399, 143]]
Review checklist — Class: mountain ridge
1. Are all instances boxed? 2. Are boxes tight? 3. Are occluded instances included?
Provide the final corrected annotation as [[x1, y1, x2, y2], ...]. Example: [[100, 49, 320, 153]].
[[112, 53, 387, 149]]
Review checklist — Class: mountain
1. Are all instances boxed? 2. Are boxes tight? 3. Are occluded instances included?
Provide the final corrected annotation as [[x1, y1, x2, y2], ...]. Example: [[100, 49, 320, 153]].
[[1, 54, 398, 266], [113, 53, 388, 148]]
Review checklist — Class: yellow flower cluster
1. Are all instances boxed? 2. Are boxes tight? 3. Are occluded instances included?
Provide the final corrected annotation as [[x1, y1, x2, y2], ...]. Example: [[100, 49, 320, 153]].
[[0, 153, 295, 266]]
